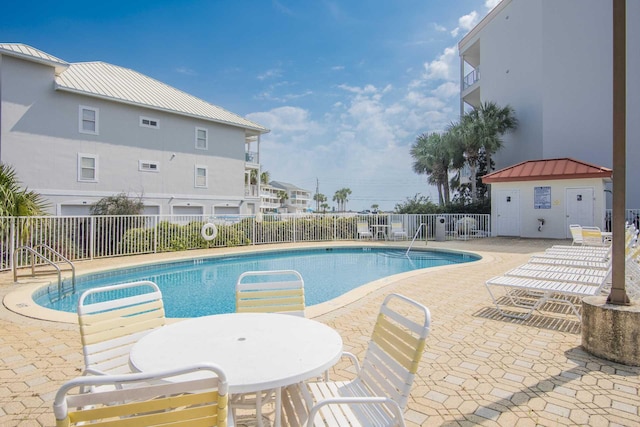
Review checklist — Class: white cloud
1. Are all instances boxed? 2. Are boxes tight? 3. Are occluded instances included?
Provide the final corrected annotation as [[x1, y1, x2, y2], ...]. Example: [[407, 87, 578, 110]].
[[422, 46, 458, 81], [433, 23, 447, 32], [257, 68, 283, 80], [175, 66, 197, 76], [247, 106, 322, 137], [451, 11, 479, 37], [431, 81, 460, 99], [485, 0, 501, 10], [247, 71, 453, 210]]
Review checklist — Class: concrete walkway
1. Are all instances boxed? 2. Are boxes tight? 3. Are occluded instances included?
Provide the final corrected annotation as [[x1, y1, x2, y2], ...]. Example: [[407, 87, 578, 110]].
[[1, 238, 639, 426]]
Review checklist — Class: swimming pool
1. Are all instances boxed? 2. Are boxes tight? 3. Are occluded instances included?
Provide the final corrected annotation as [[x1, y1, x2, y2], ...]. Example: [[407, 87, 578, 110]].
[[34, 247, 479, 317]]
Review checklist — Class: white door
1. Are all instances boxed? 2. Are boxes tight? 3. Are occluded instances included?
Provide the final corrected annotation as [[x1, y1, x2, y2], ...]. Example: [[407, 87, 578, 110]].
[[566, 187, 594, 236], [496, 189, 520, 236]]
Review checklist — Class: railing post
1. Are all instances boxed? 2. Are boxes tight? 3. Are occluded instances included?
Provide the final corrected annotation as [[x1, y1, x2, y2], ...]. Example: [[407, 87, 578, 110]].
[[154, 215, 158, 254], [89, 216, 95, 260], [293, 215, 296, 243], [252, 215, 256, 245], [9, 217, 16, 272]]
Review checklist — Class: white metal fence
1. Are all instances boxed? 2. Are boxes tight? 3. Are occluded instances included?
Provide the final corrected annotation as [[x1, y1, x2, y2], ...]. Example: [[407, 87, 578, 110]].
[[0, 213, 491, 272], [605, 209, 640, 232]]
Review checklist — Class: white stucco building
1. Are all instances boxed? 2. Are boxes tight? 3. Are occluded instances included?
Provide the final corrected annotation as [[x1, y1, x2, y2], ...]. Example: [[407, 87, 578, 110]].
[[267, 181, 312, 214], [0, 43, 269, 216], [459, 0, 639, 208]]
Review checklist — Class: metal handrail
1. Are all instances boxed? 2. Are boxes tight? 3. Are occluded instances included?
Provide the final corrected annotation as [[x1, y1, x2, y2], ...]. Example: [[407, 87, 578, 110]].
[[34, 244, 76, 288], [12, 245, 75, 293], [406, 223, 427, 256]]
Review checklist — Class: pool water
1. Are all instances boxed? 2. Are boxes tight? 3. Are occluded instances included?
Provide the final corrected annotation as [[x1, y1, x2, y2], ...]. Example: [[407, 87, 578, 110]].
[[34, 247, 479, 317]]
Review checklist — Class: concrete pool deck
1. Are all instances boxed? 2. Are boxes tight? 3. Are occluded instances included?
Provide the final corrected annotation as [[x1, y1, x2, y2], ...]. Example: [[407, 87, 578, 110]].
[[1, 238, 639, 426]]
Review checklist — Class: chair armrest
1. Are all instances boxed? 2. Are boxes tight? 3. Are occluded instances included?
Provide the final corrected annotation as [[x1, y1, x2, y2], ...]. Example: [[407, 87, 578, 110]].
[[323, 351, 360, 381], [341, 351, 361, 373], [306, 396, 406, 427]]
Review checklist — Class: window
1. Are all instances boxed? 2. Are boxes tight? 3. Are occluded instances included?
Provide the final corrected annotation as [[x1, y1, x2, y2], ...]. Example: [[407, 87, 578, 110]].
[[139, 160, 160, 172], [140, 116, 159, 128], [78, 154, 98, 182], [79, 106, 99, 134], [195, 127, 208, 150], [195, 166, 208, 188]]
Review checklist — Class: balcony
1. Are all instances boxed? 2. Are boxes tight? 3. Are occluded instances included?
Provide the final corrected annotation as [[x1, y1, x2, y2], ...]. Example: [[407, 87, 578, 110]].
[[245, 151, 259, 168], [463, 68, 480, 90]]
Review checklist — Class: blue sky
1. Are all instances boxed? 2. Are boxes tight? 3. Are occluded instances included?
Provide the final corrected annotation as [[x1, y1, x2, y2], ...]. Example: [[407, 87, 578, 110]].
[[1, 0, 499, 211]]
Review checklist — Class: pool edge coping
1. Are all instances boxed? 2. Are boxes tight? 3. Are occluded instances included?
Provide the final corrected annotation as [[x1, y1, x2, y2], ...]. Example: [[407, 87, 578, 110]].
[[3, 242, 492, 323]]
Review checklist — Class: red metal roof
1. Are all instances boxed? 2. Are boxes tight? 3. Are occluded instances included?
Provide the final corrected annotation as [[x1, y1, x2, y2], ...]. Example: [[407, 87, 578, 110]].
[[482, 158, 613, 183]]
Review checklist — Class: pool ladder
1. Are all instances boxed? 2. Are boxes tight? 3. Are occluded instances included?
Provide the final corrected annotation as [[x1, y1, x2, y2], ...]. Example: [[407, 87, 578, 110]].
[[13, 244, 76, 296], [406, 223, 427, 256]]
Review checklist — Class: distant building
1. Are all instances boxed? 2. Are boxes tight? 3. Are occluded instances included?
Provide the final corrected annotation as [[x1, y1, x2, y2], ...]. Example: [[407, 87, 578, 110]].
[[0, 43, 269, 216], [459, 0, 639, 208], [266, 181, 312, 213]]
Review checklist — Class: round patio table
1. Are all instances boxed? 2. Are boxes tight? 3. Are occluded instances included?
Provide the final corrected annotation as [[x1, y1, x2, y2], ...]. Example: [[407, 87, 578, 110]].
[[129, 312, 343, 426]]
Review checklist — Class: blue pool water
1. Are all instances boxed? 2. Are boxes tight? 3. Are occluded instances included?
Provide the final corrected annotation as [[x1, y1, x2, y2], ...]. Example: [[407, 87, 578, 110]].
[[34, 247, 479, 317]]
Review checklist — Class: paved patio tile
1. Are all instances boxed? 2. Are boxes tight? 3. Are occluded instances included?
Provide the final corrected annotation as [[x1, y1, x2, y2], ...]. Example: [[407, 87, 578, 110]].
[[1, 238, 640, 426]]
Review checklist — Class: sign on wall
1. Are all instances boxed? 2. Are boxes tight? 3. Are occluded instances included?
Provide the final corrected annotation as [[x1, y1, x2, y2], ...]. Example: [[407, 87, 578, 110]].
[[534, 186, 551, 209]]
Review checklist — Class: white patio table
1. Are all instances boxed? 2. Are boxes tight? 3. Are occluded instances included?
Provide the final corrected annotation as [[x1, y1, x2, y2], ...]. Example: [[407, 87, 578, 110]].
[[129, 312, 343, 426], [371, 223, 389, 240]]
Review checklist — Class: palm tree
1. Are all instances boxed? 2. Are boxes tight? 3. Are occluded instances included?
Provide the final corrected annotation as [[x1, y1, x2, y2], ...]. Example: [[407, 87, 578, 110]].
[[332, 191, 342, 211], [0, 163, 48, 216], [467, 101, 518, 172], [449, 117, 484, 203], [452, 102, 517, 202], [248, 169, 270, 185], [341, 188, 352, 211], [313, 193, 327, 212], [410, 132, 452, 205], [276, 190, 289, 207], [332, 188, 352, 212]]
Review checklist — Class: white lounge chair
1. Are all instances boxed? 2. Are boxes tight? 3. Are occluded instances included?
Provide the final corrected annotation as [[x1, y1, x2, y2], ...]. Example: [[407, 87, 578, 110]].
[[357, 221, 373, 239], [282, 293, 431, 427], [486, 240, 640, 321], [77, 281, 165, 377], [502, 265, 611, 286], [390, 221, 408, 240], [528, 257, 611, 270], [53, 363, 230, 427], [485, 274, 608, 321]]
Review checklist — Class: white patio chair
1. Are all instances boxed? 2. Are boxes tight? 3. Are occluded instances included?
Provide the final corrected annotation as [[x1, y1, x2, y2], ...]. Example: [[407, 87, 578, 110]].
[[390, 222, 408, 240], [581, 226, 607, 246], [234, 270, 305, 425], [357, 221, 373, 239], [77, 280, 165, 377], [53, 363, 230, 427], [282, 293, 431, 427], [236, 269, 305, 316], [569, 224, 583, 245]]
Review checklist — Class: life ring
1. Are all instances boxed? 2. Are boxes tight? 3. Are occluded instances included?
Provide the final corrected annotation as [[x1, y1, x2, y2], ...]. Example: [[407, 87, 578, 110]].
[[201, 223, 218, 241]]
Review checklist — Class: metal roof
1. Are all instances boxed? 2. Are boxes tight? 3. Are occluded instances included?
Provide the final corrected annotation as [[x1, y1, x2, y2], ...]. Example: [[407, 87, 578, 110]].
[[269, 181, 310, 192], [482, 158, 613, 183], [0, 43, 69, 73], [55, 62, 268, 133], [0, 43, 268, 134]]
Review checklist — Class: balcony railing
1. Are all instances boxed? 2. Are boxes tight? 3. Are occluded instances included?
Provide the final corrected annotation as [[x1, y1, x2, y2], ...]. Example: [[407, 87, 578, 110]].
[[245, 151, 258, 163], [463, 68, 480, 90]]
